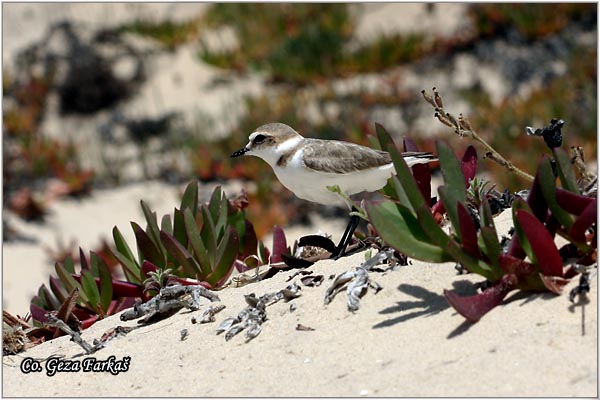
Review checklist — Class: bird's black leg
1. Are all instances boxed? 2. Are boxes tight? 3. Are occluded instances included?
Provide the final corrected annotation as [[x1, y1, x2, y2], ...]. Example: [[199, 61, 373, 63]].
[[330, 206, 360, 260]]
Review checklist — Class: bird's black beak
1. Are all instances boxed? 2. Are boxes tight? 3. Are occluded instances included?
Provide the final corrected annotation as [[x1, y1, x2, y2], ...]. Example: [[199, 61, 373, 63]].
[[231, 147, 249, 158]]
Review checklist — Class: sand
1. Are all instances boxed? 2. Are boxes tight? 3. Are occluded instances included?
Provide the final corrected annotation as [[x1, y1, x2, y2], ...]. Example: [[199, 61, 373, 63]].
[[3, 215, 597, 397]]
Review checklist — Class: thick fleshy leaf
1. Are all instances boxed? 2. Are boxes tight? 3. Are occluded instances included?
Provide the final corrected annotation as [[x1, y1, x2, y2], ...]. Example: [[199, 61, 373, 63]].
[[39, 284, 60, 310], [538, 157, 574, 229], [412, 164, 432, 205], [436, 140, 467, 203], [539, 274, 571, 294], [98, 258, 113, 313], [161, 214, 173, 236], [515, 209, 563, 277], [112, 226, 141, 283], [438, 186, 461, 236], [526, 166, 548, 222], [173, 208, 188, 246], [141, 260, 158, 277], [479, 227, 503, 279], [30, 303, 49, 323], [79, 248, 90, 271], [556, 188, 595, 216], [132, 222, 165, 268], [444, 274, 516, 322], [366, 201, 452, 263], [570, 198, 597, 244], [49, 276, 68, 304], [457, 202, 479, 256], [270, 225, 288, 263], [63, 256, 75, 274], [184, 208, 212, 278], [208, 186, 223, 222], [81, 270, 101, 311], [509, 198, 534, 260], [200, 206, 218, 264], [239, 219, 258, 260], [461, 145, 478, 184], [206, 227, 239, 287], [258, 240, 270, 264], [140, 200, 167, 257], [376, 124, 427, 209], [553, 148, 579, 194], [160, 230, 202, 279], [180, 180, 199, 216], [55, 262, 87, 303], [214, 190, 229, 241]]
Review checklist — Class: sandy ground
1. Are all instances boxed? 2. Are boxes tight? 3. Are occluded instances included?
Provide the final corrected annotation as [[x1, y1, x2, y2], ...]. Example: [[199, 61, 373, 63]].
[[2, 211, 597, 397]]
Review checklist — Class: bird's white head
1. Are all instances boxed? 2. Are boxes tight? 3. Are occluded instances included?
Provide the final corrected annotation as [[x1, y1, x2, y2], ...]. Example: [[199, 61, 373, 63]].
[[230, 123, 304, 166]]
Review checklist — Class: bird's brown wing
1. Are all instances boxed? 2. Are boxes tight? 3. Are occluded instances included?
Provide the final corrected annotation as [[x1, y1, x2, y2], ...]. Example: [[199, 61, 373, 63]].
[[301, 139, 392, 174]]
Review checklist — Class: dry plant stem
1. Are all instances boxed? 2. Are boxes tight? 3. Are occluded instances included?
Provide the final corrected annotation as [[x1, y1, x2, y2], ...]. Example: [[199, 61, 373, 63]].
[[46, 314, 94, 355], [462, 128, 534, 182], [424, 88, 534, 183]]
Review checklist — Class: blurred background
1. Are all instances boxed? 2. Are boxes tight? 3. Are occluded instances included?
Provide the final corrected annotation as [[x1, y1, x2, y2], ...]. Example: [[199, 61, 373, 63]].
[[2, 3, 597, 314]]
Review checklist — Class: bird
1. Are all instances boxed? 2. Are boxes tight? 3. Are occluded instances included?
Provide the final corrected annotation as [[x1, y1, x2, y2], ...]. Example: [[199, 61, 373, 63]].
[[231, 122, 437, 259]]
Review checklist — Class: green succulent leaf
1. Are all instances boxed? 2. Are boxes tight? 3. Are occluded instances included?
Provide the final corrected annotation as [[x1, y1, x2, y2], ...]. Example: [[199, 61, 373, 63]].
[[438, 185, 461, 236], [200, 206, 218, 264], [63, 256, 76, 274], [55, 262, 89, 304], [141, 200, 168, 258], [436, 140, 467, 203], [98, 258, 113, 313], [538, 157, 574, 229], [206, 226, 239, 287], [480, 226, 502, 278], [112, 226, 141, 282], [376, 124, 426, 210], [184, 208, 212, 278], [161, 214, 173, 235], [160, 230, 202, 279], [173, 208, 188, 247], [132, 221, 166, 268], [180, 180, 199, 216], [39, 284, 60, 310], [208, 186, 223, 222], [366, 200, 452, 263], [553, 148, 579, 194], [81, 270, 101, 312], [511, 198, 536, 262]]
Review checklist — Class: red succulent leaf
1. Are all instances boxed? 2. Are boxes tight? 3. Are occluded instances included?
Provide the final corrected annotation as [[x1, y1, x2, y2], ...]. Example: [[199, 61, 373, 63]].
[[30, 303, 49, 323], [444, 274, 516, 322], [457, 202, 479, 257], [80, 315, 99, 330], [431, 199, 446, 221], [460, 145, 478, 185], [570, 198, 597, 243], [71, 273, 144, 298], [498, 253, 536, 276], [141, 260, 158, 277], [412, 164, 432, 204], [270, 225, 288, 263], [515, 210, 563, 277], [538, 274, 570, 295], [556, 188, 595, 216]]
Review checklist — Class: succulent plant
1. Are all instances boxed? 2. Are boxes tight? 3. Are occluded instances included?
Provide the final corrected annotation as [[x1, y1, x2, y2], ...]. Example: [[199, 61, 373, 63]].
[[366, 123, 596, 322], [29, 181, 291, 337]]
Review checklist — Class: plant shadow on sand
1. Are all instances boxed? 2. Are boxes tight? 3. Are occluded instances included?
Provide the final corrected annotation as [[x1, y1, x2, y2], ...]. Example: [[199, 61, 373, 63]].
[[373, 280, 477, 329]]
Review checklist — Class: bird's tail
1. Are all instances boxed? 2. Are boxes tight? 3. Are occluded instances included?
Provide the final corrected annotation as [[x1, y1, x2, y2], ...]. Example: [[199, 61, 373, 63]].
[[401, 151, 438, 167]]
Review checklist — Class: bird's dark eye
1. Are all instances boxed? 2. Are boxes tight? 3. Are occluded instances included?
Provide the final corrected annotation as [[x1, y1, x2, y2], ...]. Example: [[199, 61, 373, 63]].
[[253, 134, 266, 144]]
